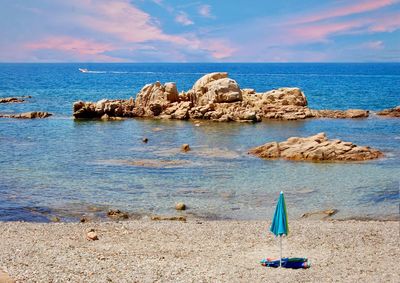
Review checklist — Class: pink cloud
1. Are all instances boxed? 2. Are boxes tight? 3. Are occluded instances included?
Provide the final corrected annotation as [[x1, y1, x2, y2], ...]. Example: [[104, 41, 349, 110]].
[[175, 12, 194, 26], [25, 36, 123, 62], [369, 16, 400, 32], [286, 20, 369, 43], [362, 41, 384, 50], [203, 40, 237, 59], [295, 0, 397, 24]]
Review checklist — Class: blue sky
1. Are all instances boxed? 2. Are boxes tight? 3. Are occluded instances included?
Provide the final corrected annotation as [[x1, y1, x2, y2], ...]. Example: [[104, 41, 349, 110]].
[[0, 0, 399, 62]]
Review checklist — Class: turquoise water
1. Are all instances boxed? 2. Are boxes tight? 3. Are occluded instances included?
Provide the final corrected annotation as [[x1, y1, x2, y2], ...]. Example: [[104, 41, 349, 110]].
[[0, 63, 399, 221]]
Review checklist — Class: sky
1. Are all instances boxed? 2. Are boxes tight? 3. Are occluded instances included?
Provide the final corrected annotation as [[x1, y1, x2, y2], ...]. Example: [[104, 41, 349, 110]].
[[0, 0, 399, 62]]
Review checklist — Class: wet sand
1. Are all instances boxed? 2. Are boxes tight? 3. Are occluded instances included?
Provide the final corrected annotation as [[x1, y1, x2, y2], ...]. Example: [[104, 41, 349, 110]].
[[0, 219, 399, 282]]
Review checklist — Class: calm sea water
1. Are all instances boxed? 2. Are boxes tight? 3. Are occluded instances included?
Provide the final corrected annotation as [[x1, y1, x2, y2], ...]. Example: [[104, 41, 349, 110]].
[[0, 63, 399, 222]]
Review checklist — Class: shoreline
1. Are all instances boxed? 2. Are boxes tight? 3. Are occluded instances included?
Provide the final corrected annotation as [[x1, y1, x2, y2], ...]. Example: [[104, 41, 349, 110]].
[[1, 218, 399, 282]]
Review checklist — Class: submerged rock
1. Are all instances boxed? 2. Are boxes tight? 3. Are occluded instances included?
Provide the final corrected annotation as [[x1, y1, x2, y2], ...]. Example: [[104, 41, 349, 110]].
[[107, 209, 129, 220], [312, 109, 369, 119], [249, 133, 383, 162], [377, 106, 400, 117], [0, 111, 52, 119], [0, 97, 25, 103], [72, 72, 373, 123], [301, 209, 338, 220]]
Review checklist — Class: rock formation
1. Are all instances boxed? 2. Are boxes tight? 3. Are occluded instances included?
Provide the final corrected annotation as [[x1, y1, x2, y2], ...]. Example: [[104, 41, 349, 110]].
[[311, 109, 369, 119], [72, 72, 370, 122], [0, 97, 24, 103], [0, 111, 52, 119], [377, 106, 400, 118], [249, 133, 383, 162]]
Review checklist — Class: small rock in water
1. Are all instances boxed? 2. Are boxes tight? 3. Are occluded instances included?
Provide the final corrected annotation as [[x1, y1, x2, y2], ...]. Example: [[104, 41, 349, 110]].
[[107, 209, 129, 220], [175, 202, 186, 211], [86, 229, 99, 241], [181, 144, 190, 152], [142, 137, 149, 143], [50, 216, 60, 222], [301, 209, 338, 220]]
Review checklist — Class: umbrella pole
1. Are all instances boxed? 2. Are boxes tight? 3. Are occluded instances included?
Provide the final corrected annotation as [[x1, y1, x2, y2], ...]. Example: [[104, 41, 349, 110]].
[[279, 236, 282, 267]]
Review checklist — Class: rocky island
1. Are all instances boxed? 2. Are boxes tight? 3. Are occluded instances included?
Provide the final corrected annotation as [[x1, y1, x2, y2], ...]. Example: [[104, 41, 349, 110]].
[[249, 132, 383, 162], [73, 72, 369, 122]]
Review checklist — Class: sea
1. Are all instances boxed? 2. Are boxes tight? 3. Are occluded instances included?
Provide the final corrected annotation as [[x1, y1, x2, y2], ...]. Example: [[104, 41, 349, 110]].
[[0, 63, 399, 222]]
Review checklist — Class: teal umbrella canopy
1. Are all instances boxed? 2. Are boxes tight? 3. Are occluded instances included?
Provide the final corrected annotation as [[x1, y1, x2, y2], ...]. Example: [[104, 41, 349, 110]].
[[270, 191, 289, 236]]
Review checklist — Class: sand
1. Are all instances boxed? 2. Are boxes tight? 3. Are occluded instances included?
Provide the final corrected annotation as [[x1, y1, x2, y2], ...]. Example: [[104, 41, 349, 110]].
[[0, 219, 399, 282]]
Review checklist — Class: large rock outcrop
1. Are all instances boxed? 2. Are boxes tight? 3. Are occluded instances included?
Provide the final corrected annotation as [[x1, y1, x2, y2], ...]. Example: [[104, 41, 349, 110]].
[[72, 72, 371, 123], [377, 106, 400, 118], [0, 111, 52, 119], [249, 133, 383, 162]]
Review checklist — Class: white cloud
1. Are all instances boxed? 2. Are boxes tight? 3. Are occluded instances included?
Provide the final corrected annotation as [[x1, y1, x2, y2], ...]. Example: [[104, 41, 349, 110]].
[[198, 5, 214, 18], [175, 11, 194, 26]]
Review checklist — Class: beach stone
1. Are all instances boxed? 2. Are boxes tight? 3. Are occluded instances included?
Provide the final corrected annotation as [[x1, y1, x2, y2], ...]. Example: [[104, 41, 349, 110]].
[[249, 133, 383, 162], [107, 209, 129, 220], [181, 144, 190, 152], [0, 269, 14, 283], [377, 106, 400, 117], [175, 202, 186, 211], [86, 229, 99, 241]]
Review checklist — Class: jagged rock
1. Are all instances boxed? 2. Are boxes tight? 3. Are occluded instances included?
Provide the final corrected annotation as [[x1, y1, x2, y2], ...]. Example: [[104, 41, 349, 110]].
[[73, 99, 134, 119], [249, 133, 383, 162], [0, 97, 25, 103], [377, 106, 400, 117], [312, 109, 369, 119], [135, 82, 179, 116], [0, 111, 52, 119]]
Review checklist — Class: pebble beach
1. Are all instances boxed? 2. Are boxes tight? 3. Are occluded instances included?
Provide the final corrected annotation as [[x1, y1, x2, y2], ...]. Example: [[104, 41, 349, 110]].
[[1, 219, 399, 282]]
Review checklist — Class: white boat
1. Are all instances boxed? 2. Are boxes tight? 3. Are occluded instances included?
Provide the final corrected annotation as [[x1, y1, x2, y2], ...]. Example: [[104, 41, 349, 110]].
[[79, 68, 89, 73]]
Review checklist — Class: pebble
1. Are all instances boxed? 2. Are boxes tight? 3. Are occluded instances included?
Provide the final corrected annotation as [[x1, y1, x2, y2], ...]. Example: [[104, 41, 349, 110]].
[[175, 202, 186, 211], [86, 229, 98, 241]]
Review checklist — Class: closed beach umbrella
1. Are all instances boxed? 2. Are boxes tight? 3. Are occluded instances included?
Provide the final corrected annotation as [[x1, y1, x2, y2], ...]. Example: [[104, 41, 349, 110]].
[[270, 191, 289, 267]]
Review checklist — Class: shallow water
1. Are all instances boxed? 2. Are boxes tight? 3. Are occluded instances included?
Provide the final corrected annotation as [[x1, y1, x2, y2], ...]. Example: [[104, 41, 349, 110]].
[[0, 63, 399, 221]]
